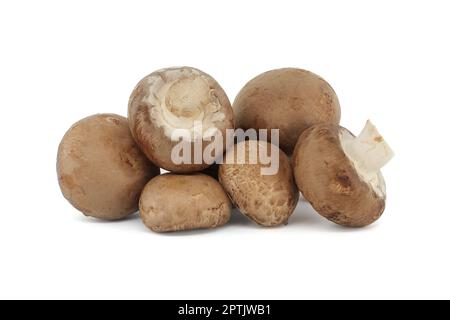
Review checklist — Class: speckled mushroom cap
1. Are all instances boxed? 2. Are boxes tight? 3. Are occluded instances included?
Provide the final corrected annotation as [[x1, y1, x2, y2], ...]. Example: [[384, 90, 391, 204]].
[[219, 140, 299, 227], [292, 123, 387, 227], [139, 173, 231, 232], [57, 114, 160, 220], [233, 68, 341, 154], [128, 67, 235, 173]]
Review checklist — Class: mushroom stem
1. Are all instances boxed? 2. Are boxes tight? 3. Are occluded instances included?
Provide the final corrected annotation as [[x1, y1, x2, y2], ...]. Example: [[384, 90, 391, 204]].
[[345, 120, 394, 174]]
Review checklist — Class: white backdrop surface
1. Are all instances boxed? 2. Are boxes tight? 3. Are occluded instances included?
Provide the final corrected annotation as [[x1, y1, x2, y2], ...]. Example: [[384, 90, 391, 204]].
[[0, 0, 449, 299]]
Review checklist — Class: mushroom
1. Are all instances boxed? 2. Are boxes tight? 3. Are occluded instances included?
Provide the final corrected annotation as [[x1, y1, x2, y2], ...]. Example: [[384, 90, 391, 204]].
[[57, 114, 160, 220], [233, 68, 341, 154], [292, 121, 394, 227], [128, 67, 235, 173], [139, 173, 231, 232], [219, 140, 299, 227]]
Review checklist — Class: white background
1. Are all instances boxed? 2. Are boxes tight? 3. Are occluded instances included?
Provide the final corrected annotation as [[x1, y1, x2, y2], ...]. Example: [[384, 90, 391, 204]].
[[1, 0, 449, 300]]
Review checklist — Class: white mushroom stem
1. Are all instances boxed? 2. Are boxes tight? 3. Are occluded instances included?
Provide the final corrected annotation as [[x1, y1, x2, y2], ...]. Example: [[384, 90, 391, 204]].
[[344, 120, 394, 175], [145, 67, 226, 142]]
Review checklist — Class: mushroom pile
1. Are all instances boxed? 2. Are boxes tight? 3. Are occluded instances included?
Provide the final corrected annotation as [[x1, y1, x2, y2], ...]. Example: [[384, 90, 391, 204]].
[[57, 66, 394, 232]]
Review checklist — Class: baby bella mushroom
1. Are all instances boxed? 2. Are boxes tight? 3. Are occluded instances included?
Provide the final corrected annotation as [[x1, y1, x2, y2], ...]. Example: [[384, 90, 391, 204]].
[[128, 67, 235, 173], [57, 114, 160, 220], [139, 173, 231, 232], [292, 121, 394, 227], [233, 68, 341, 154], [219, 140, 299, 227]]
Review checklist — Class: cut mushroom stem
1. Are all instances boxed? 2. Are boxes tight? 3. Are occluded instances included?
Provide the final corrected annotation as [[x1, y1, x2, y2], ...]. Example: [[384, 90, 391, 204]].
[[342, 120, 394, 175]]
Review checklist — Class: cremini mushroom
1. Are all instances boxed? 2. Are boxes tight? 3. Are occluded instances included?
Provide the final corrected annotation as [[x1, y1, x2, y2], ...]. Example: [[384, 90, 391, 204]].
[[219, 140, 299, 227], [57, 114, 160, 220], [233, 68, 341, 154], [292, 121, 394, 227], [139, 173, 231, 232], [128, 67, 235, 172]]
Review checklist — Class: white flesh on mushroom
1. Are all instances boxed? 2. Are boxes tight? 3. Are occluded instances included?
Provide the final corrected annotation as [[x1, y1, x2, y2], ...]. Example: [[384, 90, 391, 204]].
[[144, 67, 226, 142], [340, 120, 394, 197]]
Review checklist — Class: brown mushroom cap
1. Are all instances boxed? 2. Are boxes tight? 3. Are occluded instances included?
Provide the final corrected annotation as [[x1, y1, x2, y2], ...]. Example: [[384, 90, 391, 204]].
[[292, 123, 386, 227], [219, 140, 299, 227], [57, 114, 160, 220], [128, 67, 235, 173], [139, 173, 231, 232], [233, 68, 341, 154]]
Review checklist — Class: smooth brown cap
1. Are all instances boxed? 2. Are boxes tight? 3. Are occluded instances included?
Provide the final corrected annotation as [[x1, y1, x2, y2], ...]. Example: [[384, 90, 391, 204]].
[[292, 123, 385, 227], [140, 173, 231, 232], [234, 68, 340, 154], [57, 114, 160, 220]]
